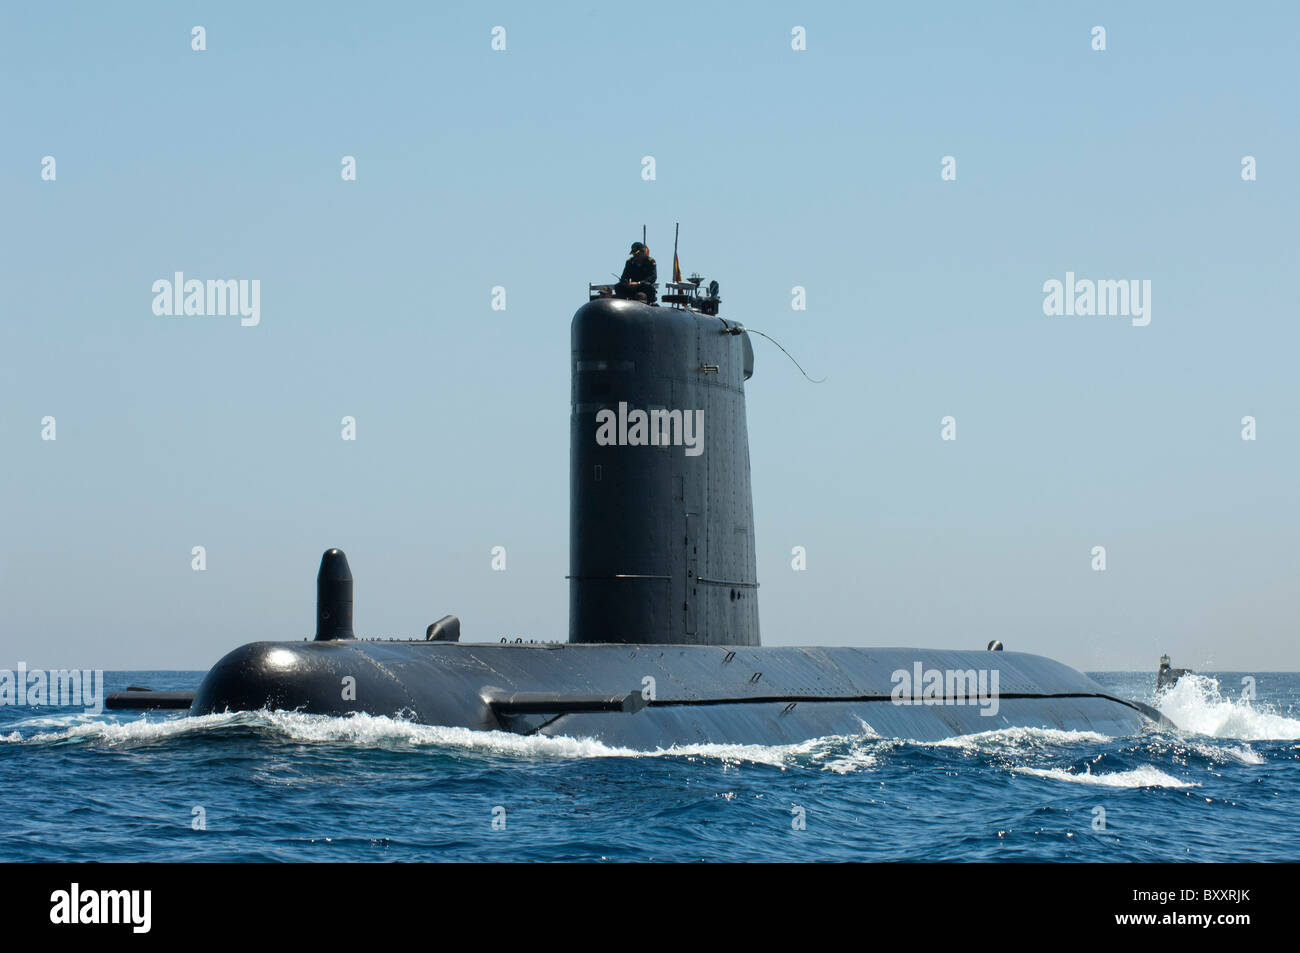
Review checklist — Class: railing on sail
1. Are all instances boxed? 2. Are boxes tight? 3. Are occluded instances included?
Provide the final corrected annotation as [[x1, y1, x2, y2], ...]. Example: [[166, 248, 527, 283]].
[[588, 281, 660, 301], [662, 274, 721, 315]]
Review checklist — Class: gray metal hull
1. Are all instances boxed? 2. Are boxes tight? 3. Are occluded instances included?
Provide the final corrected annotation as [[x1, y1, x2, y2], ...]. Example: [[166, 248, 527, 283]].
[[189, 640, 1160, 745], [182, 295, 1166, 747]]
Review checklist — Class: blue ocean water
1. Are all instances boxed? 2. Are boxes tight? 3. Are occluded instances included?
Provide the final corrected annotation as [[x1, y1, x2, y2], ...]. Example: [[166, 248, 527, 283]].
[[1, 670, 1297, 862]]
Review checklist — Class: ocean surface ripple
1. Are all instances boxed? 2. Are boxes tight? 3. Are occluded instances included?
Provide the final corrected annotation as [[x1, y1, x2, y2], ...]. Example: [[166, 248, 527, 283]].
[[1, 671, 1297, 861]]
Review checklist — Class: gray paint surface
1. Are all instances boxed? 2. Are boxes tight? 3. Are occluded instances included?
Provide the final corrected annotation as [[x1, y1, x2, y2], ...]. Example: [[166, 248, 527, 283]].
[[570, 298, 759, 646], [190, 639, 1156, 744]]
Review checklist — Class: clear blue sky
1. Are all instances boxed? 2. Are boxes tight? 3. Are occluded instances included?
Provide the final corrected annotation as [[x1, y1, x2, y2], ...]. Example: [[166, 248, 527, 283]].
[[2, 2, 1296, 671]]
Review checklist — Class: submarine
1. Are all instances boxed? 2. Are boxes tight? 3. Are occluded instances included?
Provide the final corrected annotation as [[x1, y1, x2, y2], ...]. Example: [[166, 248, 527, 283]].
[[108, 260, 1170, 744]]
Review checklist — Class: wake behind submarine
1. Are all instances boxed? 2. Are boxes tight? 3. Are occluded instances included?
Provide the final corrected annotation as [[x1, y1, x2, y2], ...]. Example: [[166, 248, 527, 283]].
[[109, 254, 1169, 744]]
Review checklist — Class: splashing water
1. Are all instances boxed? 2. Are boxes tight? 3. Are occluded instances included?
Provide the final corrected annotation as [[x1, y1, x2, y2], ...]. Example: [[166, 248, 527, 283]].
[[0, 708, 842, 769], [1013, 764, 1195, 788], [1156, 673, 1300, 740]]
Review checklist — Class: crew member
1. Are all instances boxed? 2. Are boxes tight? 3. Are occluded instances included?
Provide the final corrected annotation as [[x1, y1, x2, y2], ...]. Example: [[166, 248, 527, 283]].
[[616, 242, 657, 304]]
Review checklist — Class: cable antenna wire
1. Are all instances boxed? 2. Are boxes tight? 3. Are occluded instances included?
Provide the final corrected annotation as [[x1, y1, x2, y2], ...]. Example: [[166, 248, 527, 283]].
[[745, 327, 826, 383]]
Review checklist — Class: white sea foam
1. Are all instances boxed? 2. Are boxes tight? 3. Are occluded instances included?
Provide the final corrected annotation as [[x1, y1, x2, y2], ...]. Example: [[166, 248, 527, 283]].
[[4, 711, 105, 731], [0, 709, 1131, 773], [818, 743, 887, 774], [0, 709, 848, 769], [1157, 674, 1300, 740], [1183, 741, 1266, 765], [925, 726, 1112, 751], [1014, 765, 1194, 788], [2, 710, 259, 747], [7, 697, 1277, 776]]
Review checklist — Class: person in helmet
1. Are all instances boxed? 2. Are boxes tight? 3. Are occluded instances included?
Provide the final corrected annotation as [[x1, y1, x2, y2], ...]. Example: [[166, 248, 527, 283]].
[[616, 242, 658, 304]]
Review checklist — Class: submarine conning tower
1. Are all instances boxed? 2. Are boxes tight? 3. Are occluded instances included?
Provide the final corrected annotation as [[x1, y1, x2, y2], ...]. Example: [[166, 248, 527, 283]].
[[569, 288, 758, 646]]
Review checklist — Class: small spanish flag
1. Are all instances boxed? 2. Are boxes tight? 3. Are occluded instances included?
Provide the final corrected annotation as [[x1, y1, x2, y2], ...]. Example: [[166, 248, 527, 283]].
[[673, 252, 682, 284]]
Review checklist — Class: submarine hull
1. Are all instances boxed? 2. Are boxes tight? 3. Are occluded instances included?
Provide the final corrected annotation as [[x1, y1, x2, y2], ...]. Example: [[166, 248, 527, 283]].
[[189, 640, 1162, 744]]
